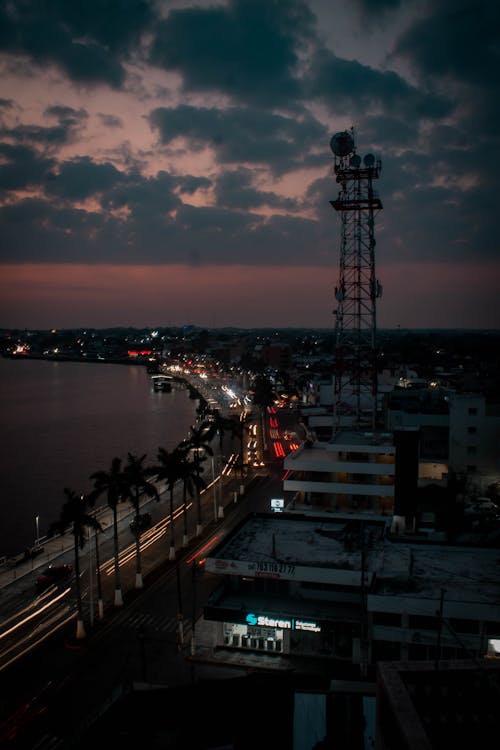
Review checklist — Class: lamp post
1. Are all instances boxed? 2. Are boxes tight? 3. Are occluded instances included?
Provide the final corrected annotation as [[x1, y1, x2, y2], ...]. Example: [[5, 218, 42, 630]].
[[34, 514, 40, 547], [88, 527, 94, 628], [211, 456, 217, 521]]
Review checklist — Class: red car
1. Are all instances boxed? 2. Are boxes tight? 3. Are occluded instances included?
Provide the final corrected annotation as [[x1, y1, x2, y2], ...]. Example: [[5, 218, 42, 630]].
[[36, 563, 73, 591]]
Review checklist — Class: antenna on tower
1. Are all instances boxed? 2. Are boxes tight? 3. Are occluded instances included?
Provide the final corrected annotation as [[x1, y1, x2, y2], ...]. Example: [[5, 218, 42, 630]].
[[329, 128, 383, 433]]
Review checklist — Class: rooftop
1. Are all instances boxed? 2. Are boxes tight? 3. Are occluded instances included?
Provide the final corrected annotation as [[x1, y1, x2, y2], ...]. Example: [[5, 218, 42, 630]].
[[206, 512, 500, 608]]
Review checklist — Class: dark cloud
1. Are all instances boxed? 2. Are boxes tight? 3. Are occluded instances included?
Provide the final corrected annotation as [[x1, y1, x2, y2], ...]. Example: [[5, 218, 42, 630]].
[[389, 1, 500, 138], [149, 0, 315, 107], [215, 167, 298, 210], [1, 123, 72, 147], [0, 106, 88, 149], [102, 171, 181, 220], [46, 157, 127, 201], [0, 144, 55, 191], [97, 113, 124, 128], [176, 175, 212, 195], [0, 197, 106, 262], [352, 0, 403, 22], [0, 0, 497, 313], [149, 104, 328, 174], [305, 48, 452, 127], [392, 0, 500, 88], [0, 0, 152, 87], [45, 106, 88, 126]]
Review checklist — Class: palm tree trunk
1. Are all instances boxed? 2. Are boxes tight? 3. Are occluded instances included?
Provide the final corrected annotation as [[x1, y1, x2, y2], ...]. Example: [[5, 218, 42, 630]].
[[134, 492, 143, 589], [94, 527, 104, 621], [112, 507, 123, 606], [195, 450, 203, 536], [218, 451, 224, 519], [73, 531, 86, 640], [182, 481, 189, 547]]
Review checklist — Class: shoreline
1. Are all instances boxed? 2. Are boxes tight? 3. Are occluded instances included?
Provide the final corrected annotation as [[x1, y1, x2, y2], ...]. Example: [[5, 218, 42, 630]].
[[0, 356, 201, 560]]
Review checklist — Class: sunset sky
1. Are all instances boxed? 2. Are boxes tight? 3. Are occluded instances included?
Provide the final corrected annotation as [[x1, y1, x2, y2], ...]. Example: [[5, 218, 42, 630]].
[[0, 0, 498, 330]]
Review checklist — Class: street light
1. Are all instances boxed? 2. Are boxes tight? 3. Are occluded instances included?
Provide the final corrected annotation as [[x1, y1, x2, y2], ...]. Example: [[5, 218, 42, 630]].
[[34, 514, 40, 547]]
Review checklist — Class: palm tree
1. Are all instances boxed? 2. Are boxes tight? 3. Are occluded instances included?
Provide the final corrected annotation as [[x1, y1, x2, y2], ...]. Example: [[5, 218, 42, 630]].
[[123, 452, 159, 589], [209, 409, 242, 509], [92, 521, 105, 622], [179, 421, 215, 535], [48, 488, 102, 640], [176, 447, 206, 547], [89, 456, 129, 607], [155, 446, 183, 560]]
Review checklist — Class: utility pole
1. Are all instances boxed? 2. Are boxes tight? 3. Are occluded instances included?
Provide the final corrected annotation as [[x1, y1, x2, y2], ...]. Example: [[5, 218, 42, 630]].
[[435, 588, 445, 670], [360, 522, 369, 677], [176, 561, 184, 651]]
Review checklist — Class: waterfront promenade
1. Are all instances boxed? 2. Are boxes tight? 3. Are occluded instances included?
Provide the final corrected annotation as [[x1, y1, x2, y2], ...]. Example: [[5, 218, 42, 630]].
[[0, 367, 245, 590]]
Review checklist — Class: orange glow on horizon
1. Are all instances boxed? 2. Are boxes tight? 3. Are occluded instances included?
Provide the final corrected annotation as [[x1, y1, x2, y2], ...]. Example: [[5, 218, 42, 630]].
[[0, 260, 498, 330]]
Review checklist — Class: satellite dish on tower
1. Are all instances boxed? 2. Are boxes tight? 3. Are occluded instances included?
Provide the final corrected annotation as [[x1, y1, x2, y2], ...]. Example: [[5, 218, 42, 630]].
[[350, 154, 361, 168], [363, 153, 375, 167], [330, 131, 354, 157]]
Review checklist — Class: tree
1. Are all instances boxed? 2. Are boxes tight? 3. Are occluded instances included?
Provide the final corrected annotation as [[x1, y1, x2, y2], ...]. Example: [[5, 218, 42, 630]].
[[176, 447, 207, 546], [209, 409, 238, 453], [178, 421, 215, 535], [89, 457, 129, 607], [48, 488, 102, 640], [123, 452, 159, 589], [208, 408, 242, 492], [155, 446, 184, 560]]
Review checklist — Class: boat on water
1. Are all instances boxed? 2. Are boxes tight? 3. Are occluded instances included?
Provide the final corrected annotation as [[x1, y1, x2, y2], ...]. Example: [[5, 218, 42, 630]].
[[151, 374, 173, 392]]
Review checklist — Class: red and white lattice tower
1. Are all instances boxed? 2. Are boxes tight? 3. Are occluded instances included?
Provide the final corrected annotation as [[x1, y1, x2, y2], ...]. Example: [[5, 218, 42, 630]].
[[330, 129, 383, 431]]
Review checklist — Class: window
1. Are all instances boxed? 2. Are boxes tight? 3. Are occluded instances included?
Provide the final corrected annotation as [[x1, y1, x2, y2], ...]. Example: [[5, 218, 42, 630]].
[[448, 618, 478, 635], [468, 407, 478, 416], [372, 611, 401, 627], [408, 614, 438, 630], [467, 465, 477, 473], [467, 426, 477, 434], [467, 446, 477, 456]]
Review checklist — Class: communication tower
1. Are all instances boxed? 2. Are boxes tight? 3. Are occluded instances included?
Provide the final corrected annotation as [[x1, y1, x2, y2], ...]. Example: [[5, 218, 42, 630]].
[[330, 129, 383, 430]]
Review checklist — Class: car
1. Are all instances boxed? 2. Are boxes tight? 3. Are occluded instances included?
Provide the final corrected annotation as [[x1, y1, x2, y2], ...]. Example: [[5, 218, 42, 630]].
[[36, 563, 73, 591], [129, 512, 152, 534]]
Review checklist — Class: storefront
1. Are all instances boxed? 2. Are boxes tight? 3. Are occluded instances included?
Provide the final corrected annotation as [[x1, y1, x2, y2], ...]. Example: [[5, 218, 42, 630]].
[[223, 622, 285, 652], [204, 605, 323, 656]]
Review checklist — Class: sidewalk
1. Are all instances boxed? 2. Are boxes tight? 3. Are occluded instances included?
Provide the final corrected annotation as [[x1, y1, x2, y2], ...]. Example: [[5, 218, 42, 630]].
[[0, 498, 137, 591], [0, 466, 255, 593]]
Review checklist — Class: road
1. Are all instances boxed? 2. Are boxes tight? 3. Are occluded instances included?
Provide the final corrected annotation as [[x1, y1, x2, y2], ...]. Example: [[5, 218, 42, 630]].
[[0, 467, 286, 748], [0, 397, 300, 747]]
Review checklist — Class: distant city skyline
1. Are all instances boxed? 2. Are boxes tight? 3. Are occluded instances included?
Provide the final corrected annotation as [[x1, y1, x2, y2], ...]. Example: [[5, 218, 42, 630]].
[[0, 1, 499, 331]]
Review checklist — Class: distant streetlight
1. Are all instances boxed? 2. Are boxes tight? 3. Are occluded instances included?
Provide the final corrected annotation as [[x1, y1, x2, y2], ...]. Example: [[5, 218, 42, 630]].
[[35, 514, 40, 547]]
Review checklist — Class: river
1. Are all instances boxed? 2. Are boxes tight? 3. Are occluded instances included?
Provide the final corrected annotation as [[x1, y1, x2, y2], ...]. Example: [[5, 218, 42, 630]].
[[0, 357, 198, 558]]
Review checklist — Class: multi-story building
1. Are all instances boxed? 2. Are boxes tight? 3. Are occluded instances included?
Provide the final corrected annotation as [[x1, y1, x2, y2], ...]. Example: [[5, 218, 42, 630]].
[[387, 387, 500, 491], [200, 512, 500, 673], [282, 428, 396, 516]]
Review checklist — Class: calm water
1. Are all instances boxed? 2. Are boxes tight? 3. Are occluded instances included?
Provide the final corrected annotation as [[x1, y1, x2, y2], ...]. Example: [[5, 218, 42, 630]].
[[0, 358, 198, 557]]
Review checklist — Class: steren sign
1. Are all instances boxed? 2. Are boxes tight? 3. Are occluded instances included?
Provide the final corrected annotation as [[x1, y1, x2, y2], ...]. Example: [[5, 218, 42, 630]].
[[245, 613, 321, 633]]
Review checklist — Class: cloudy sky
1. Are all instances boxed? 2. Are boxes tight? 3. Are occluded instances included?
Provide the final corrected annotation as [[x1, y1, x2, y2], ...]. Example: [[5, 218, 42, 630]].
[[0, 0, 498, 330]]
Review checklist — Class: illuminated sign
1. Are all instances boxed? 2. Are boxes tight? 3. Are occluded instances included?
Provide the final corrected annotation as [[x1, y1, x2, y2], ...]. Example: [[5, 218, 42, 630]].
[[270, 498, 284, 512], [245, 612, 321, 633]]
